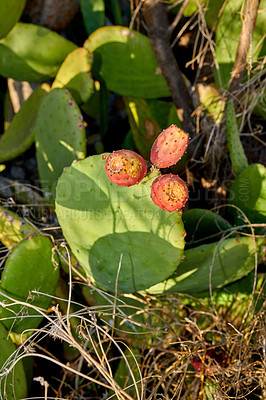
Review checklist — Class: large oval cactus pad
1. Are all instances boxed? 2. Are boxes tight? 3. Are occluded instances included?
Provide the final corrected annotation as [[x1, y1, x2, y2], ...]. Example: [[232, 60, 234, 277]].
[[84, 26, 170, 98], [55, 155, 185, 293], [0, 0, 26, 38], [146, 236, 264, 295], [0, 235, 60, 333]]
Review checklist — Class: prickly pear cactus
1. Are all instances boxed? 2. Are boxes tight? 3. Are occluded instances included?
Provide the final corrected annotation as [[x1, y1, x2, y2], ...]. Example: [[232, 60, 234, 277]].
[[35, 88, 86, 195], [226, 100, 248, 175], [0, 23, 77, 82], [228, 163, 266, 225], [0, 235, 60, 333], [151, 174, 188, 212], [0, 0, 26, 38], [105, 150, 147, 187], [52, 47, 94, 104], [55, 154, 186, 293], [150, 125, 189, 168], [0, 85, 49, 163], [147, 236, 264, 294], [0, 321, 27, 399], [0, 207, 37, 248]]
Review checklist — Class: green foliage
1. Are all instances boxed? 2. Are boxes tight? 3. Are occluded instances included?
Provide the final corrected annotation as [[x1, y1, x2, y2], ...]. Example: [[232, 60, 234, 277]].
[[55, 154, 185, 293], [226, 99, 248, 175], [80, 0, 105, 35], [35, 88, 86, 195], [0, 0, 26, 39], [52, 47, 94, 104], [183, 208, 232, 245], [0, 235, 60, 333], [0, 23, 77, 82], [0, 85, 49, 163], [84, 26, 170, 98], [0, 322, 27, 399], [146, 236, 264, 294], [0, 207, 37, 249], [228, 163, 266, 225], [215, 0, 266, 88]]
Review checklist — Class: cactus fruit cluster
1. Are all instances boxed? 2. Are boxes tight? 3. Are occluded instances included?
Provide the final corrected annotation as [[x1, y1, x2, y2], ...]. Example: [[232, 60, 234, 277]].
[[105, 125, 189, 211]]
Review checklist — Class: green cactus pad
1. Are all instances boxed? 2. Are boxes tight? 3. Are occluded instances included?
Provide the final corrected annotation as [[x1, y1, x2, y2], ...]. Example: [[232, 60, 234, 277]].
[[0, 235, 60, 333], [0, 207, 37, 249], [0, 85, 49, 163], [84, 26, 170, 98], [80, 0, 105, 35], [124, 97, 161, 159], [52, 47, 94, 104], [0, 322, 27, 399], [226, 100, 248, 175], [0, 0, 26, 38], [55, 154, 185, 293], [35, 88, 86, 196], [0, 23, 77, 82], [146, 236, 264, 295], [228, 163, 266, 225], [183, 208, 232, 246]]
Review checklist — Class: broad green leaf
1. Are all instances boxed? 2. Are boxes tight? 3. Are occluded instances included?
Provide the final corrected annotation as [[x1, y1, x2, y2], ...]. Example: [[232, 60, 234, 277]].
[[0, 235, 60, 333], [147, 236, 264, 294], [80, 0, 105, 35], [0, 85, 49, 163], [0, 0, 26, 39], [0, 23, 77, 82], [84, 26, 170, 98], [0, 322, 27, 399], [52, 47, 94, 104], [35, 88, 86, 196]]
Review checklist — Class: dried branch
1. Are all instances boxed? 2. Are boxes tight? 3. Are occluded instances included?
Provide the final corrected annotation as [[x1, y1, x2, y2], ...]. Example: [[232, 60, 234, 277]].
[[142, 0, 196, 138], [229, 0, 260, 92]]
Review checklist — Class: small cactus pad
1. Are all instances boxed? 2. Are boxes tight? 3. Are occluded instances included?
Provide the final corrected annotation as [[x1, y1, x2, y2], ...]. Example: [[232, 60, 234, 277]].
[[105, 150, 147, 187], [150, 125, 189, 168], [151, 174, 188, 212]]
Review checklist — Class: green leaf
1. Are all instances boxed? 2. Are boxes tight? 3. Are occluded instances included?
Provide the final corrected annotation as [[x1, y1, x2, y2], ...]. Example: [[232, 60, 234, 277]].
[[80, 0, 105, 35], [0, 207, 37, 249], [183, 208, 232, 246], [52, 47, 94, 104], [84, 26, 170, 98], [147, 236, 264, 294], [55, 155, 185, 293], [228, 163, 266, 225], [124, 97, 161, 159], [0, 235, 60, 333], [0, 23, 77, 82], [0, 85, 49, 163], [0, 0, 26, 39], [0, 322, 27, 399], [226, 99, 248, 175], [35, 88, 86, 196]]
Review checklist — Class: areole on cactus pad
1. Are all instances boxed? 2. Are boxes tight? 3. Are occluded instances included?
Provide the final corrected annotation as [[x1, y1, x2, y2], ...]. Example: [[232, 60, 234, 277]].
[[55, 154, 186, 293]]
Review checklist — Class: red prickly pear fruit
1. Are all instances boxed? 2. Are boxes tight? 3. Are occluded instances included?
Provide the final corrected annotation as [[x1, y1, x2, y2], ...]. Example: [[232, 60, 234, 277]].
[[105, 150, 147, 187], [151, 174, 188, 212], [150, 124, 189, 168]]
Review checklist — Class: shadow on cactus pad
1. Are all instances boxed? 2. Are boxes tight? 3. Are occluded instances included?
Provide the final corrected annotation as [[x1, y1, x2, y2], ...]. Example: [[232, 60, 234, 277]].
[[55, 154, 186, 293]]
